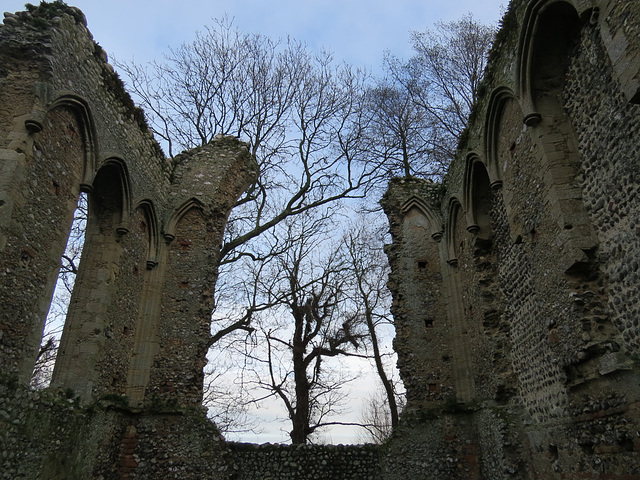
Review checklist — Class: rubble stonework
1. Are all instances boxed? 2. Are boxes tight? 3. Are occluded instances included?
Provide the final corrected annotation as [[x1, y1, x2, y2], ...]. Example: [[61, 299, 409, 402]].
[[382, 0, 640, 478], [1, 0, 640, 479], [0, 3, 256, 479]]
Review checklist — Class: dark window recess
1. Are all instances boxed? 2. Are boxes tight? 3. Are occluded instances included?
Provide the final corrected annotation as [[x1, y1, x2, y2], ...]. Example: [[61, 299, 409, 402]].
[[425, 319, 434, 328]]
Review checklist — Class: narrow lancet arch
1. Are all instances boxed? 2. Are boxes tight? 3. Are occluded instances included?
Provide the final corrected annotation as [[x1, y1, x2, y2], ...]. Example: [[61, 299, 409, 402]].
[[95, 157, 132, 234], [51, 160, 131, 401], [135, 199, 161, 268], [401, 195, 443, 241], [46, 94, 98, 191], [10, 98, 94, 384], [484, 87, 518, 187], [518, 0, 583, 123], [163, 198, 206, 243], [463, 154, 494, 240], [445, 197, 464, 266]]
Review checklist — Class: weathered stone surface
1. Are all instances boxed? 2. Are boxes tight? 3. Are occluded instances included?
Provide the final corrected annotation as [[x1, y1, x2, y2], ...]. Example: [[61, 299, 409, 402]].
[[0, 3, 255, 479], [382, 0, 640, 478]]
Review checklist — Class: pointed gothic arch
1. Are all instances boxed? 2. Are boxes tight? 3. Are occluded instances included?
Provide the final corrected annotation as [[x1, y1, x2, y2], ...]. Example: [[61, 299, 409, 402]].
[[463, 154, 494, 240], [9, 95, 97, 384], [50, 158, 133, 400], [95, 157, 132, 234], [517, 0, 585, 123], [46, 94, 98, 191], [134, 199, 161, 269], [163, 198, 206, 244], [484, 87, 518, 187], [445, 197, 464, 266], [401, 195, 443, 241]]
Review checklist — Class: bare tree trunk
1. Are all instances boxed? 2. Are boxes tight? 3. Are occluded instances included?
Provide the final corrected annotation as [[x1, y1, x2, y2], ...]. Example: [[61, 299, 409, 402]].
[[291, 309, 311, 444], [364, 306, 398, 428]]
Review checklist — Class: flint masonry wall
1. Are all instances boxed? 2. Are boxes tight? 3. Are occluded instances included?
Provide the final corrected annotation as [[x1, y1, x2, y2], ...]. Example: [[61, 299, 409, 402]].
[[383, 0, 640, 478], [3, 0, 640, 479], [0, 3, 256, 479], [0, 3, 257, 402], [229, 443, 380, 480]]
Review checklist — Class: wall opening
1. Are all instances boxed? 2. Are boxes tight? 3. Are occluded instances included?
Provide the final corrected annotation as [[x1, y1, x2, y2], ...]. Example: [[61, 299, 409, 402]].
[[30, 193, 88, 388], [530, 2, 581, 109], [471, 161, 493, 242], [51, 162, 127, 400]]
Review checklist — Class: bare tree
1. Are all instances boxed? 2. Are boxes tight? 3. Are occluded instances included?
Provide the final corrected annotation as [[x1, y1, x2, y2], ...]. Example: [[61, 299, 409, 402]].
[[30, 337, 57, 389], [117, 19, 382, 346], [372, 14, 496, 177], [225, 213, 369, 444], [202, 359, 259, 436], [57, 194, 87, 292], [113, 14, 490, 438], [357, 389, 406, 444], [409, 14, 495, 136], [361, 77, 444, 180], [342, 220, 403, 436]]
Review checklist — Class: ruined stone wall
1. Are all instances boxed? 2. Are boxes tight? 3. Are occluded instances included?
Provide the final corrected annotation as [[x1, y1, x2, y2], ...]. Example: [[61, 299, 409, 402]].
[[229, 442, 380, 480], [0, 4, 256, 479], [384, 180, 453, 410], [3, 0, 640, 479], [382, 0, 640, 479]]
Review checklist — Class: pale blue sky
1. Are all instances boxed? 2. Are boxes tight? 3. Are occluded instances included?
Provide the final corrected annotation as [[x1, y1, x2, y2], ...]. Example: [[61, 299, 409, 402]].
[[4, 0, 506, 71]]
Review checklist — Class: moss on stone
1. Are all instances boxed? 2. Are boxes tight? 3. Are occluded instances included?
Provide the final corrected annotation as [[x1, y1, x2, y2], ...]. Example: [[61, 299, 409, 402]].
[[25, 1, 86, 27]]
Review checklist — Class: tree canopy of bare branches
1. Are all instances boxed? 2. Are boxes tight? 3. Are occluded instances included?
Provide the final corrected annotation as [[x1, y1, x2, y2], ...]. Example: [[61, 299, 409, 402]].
[[219, 212, 368, 444], [411, 15, 495, 132], [117, 18, 387, 346], [364, 14, 496, 180], [342, 221, 402, 434]]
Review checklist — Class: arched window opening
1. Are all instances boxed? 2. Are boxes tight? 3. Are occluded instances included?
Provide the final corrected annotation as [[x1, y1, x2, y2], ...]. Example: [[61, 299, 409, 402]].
[[471, 162, 494, 243], [445, 199, 477, 403], [530, 2, 581, 114], [30, 192, 88, 389], [50, 161, 129, 401], [446, 200, 464, 265]]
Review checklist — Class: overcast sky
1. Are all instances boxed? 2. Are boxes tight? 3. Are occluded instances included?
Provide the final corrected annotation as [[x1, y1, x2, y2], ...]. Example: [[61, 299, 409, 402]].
[[5, 0, 506, 72]]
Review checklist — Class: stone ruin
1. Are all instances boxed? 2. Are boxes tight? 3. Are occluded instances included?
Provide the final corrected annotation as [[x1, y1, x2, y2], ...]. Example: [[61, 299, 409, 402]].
[[1, 0, 640, 478]]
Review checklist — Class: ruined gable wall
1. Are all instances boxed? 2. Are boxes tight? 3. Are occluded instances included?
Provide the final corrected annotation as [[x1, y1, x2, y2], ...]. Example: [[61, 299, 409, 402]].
[[0, 5, 256, 480], [0, 5, 171, 390], [383, 180, 452, 410]]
